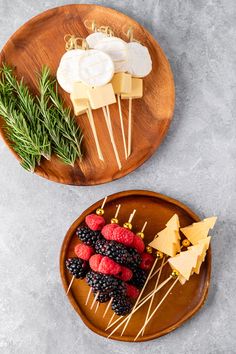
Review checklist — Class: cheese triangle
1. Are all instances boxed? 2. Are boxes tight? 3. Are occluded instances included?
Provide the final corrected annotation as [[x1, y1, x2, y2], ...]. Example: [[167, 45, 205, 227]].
[[168, 249, 199, 281], [180, 217, 217, 244], [187, 237, 211, 274], [166, 214, 180, 231]]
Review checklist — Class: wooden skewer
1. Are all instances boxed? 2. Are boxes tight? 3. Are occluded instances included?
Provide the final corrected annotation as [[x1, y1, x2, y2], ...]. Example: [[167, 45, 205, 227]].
[[103, 298, 113, 318], [107, 313, 116, 328], [134, 277, 179, 341], [149, 244, 185, 280], [95, 302, 100, 313], [102, 106, 122, 170], [100, 196, 108, 210], [66, 275, 75, 295], [117, 94, 128, 159], [87, 106, 104, 161], [141, 256, 166, 336], [127, 97, 132, 157], [106, 276, 172, 337], [85, 287, 92, 305], [90, 292, 99, 310], [116, 255, 159, 334]]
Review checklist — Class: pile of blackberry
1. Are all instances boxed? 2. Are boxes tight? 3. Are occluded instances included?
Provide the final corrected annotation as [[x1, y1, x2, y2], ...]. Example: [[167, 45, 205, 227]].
[[66, 220, 149, 317]]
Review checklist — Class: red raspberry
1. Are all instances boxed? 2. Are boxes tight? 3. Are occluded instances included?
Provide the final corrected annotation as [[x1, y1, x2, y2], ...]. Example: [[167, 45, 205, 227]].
[[140, 252, 155, 270], [126, 284, 140, 299], [89, 254, 103, 272], [98, 256, 121, 275], [74, 244, 94, 261], [85, 214, 105, 231], [116, 266, 133, 281], [112, 226, 134, 246], [102, 223, 119, 240], [132, 235, 145, 254]]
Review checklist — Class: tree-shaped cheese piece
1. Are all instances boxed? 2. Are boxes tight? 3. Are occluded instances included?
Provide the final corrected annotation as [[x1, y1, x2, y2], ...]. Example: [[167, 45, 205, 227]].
[[168, 249, 199, 284], [180, 217, 217, 245], [188, 237, 211, 274], [149, 214, 181, 257]]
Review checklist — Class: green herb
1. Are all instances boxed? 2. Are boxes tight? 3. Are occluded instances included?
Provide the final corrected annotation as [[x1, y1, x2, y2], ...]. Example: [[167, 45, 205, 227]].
[[0, 64, 83, 171], [38, 66, 83, 166]]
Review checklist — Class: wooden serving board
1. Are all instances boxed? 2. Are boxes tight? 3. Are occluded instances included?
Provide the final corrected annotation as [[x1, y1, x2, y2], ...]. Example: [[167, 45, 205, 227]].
[[60, 190, 211, 342], [0, 4, 175, 185]]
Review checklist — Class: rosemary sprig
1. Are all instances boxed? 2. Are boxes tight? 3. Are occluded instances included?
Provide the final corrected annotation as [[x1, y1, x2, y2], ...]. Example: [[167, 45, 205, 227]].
[[0, 64, 83, 171], [38, 66, 83, 166]]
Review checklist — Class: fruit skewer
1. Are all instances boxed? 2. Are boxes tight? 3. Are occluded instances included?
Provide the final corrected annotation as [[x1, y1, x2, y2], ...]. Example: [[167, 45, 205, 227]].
[[66, 197, 108, 295], [89, 204, 122, 311], [90, 208, 136, 313]]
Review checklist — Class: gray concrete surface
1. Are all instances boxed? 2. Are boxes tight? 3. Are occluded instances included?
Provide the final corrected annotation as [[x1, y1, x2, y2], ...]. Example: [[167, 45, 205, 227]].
[[0, 1, 235, 353]]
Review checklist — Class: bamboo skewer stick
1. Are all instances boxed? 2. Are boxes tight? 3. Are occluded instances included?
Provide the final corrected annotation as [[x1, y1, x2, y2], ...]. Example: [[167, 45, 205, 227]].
[[95, 302, 100, 313], [107, 313, 116, 328], [85, 287, 92, 305], [102, 106, 122, 170], [66, 275, 75, 295], [141, 256, 166, 336], [134, 277, 179, 341], [103, 298, 113, 318], [127, 98, 132, 157], [106, 276, 172, 337], [87, 106, 104, 161], [116, 254, 159, 334], [117, 94, 128, 159], [90, 292, 99, 310]]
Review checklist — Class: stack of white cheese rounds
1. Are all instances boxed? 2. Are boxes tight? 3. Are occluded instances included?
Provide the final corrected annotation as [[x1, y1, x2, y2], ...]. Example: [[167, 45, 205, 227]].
[[56, 32, 152, 165]]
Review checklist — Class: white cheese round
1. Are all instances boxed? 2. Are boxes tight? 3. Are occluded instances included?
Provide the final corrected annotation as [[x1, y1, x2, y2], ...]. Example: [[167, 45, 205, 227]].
[[56, 49, 84, 93], [78, 49, 114, 87], [94, 37, 128, 73], [127, 42, 152, 77], [86, 32, 108, 48]]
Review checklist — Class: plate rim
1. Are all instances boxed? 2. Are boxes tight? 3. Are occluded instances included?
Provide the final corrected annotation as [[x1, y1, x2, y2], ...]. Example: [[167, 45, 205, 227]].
[[59, 189, 211, 342], [0, 4, 175, 186]]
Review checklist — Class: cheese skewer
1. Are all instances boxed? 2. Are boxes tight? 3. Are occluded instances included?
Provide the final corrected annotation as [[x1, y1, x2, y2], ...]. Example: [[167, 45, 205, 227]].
[[128, 98, 132, 157], [87, 106, 104, 161], [117, 94, 128, 159], [102, 106, 122, 170]]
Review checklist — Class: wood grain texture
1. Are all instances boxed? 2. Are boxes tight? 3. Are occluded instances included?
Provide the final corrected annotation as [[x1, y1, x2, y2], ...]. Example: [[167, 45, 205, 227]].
[[60, 190, 211, 342], [0, 4, 175, 185]]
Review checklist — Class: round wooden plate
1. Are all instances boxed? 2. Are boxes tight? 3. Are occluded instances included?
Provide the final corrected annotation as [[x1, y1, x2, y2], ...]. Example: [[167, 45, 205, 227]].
[[60, 190, 211, 342], [0, 4, 175, 185]]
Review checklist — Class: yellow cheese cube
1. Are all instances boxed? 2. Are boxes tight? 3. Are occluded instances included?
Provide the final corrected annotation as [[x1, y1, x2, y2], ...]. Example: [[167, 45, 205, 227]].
[[111, 73, 132, 94], [71, 82, 89, 101], [70, 96, 89, 116], [88, 83, 116, 109], [121, 78, 143, 99]]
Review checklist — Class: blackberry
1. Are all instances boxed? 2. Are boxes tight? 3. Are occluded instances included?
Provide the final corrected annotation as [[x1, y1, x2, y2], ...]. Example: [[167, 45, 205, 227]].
[[112, 296, 132, 316], [65, 258, 88, 279], [129, 268, 147, 289], [109, 281, 126, 299], [127, 248, 142, 269], [93, 291, 111, 303], [76, 226, 103, 246], [86, 271, 123, 292], [95, 239, 132, 266]]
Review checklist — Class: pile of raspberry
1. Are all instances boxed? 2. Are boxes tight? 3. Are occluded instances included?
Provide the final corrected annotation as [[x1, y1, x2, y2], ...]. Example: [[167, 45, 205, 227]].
[[65, 213, 155, 316]]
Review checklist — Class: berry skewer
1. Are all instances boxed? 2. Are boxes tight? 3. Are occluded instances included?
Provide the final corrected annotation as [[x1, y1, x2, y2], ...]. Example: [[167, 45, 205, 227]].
[[66, 197, 108, 295], [102, 204, 122, 317], [91, 208, 137, 314], [90, 204, 122, 312]]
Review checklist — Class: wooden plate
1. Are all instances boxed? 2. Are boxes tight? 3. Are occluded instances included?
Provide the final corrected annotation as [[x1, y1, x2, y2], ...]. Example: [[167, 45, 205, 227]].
[[60, 190, 211, 342], [0, 4, 175, 185]]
